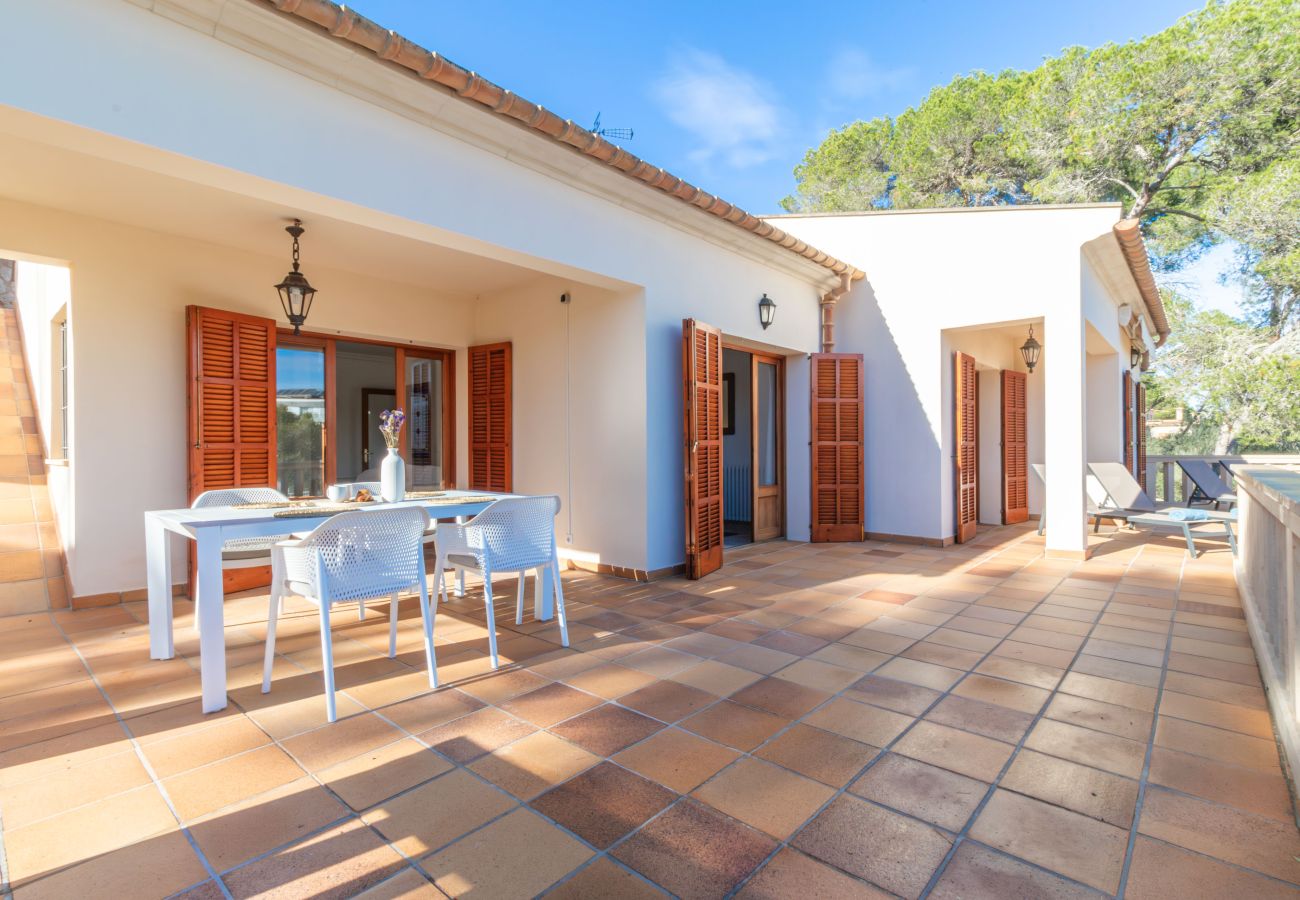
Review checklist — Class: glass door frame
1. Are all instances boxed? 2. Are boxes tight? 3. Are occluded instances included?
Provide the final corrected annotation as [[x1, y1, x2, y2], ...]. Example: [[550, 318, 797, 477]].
[[750, 351, 785, 543], [277, 329, 456, 494]]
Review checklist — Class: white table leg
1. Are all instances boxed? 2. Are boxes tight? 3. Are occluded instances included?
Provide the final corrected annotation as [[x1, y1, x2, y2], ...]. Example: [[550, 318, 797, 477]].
[[195, 529, 228, 713], [534, 566, 555, 621], [146, 517, 175, 660]]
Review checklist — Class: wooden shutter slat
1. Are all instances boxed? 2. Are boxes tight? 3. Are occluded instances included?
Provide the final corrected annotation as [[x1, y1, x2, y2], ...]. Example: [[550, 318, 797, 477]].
[[682, 319, 724, 578], [468, 342, 512, 492], [810, 353, 864, 542], [1136, 382, 1148, 492], [1001, 369, 1029, 525], [954, 352, 978, 543]]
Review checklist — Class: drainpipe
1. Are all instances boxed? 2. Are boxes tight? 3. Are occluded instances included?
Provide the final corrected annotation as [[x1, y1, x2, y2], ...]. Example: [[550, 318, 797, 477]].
[[819, 272, 853, 353]]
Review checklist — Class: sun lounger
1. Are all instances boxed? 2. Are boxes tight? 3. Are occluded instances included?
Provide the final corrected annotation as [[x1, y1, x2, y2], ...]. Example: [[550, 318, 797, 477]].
[[1088, 462, 1236, 558], [1032, 464, 1134, 536], [1176, 459, 1236, 510]]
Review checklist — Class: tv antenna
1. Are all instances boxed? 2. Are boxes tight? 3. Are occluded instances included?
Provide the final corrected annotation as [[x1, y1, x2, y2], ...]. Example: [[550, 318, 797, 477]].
[[591, 112, 634, 142]]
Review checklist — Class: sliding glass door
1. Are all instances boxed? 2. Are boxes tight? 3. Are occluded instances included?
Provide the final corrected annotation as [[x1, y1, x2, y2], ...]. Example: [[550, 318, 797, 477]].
[[275, 343, 326, 498]]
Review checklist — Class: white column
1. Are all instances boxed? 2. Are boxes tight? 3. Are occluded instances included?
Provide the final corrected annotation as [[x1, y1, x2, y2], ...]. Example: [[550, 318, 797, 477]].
[[1044, 310, 1087, 556]]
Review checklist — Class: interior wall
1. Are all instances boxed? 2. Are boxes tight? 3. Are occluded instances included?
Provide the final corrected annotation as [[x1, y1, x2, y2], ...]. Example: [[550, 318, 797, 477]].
[[471, 277, 648, 571], [0, 197, 476, 598], [334, 344, 396, 481], [1086, 351, 1123, 465], [722, 349, 753, 522]]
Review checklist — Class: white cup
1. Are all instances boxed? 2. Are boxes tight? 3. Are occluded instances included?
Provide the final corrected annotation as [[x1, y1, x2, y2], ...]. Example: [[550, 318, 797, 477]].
[[326, 485, 348, 502]]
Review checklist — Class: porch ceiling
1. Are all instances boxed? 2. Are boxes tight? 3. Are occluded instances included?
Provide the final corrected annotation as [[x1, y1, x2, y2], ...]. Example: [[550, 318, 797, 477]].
[[0, 122, 572, 296]]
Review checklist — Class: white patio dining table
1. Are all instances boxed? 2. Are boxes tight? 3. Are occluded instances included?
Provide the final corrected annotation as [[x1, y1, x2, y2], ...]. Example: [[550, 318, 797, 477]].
[[145, 490, 554, 713]]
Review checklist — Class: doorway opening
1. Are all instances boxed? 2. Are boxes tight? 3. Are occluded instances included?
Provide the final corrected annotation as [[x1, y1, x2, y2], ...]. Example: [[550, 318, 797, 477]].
[[721, 346, 785, 548]]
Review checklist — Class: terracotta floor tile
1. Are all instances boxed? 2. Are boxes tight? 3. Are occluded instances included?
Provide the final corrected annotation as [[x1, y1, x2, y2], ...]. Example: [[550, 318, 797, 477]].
[[929, 840, 1102, 900], [969, 789, 1127, 894], [952, 673, 1050, 714], [716, 642, 801, 675], [809, 642, 891, 672], [0, 746, 152, 829], [1060, 671, 1157, 712], [1154, 715, 1280, 771], [499, 682, 603, 727], [11, 829, 209, 900], [378, 688, 485, 735], [619, 679, 716, 723], [737, 848, 891, 899], [425, 807, 593, 896], [1159, 689, 1274, 738], [223, 818, 405, 900], [844, 674, 942, 715], [1025, 718, 1147, 778], [362, 767, 514, 856], [281, 712, 406, 773], [803, 696, 914, 746], [1138, 786, 1300, 884], [141, 715, 272, 779], [681, 700, 788, 751], [544, 857, 666, 900], [187, 777, 348, 872], [614, 727, 740, 792], [850, 752, 985, 831], [1072, 653, 1163, 688], [794, 794, 953, 899], [4, 784, 176, 885], [974, 655, 1064, 690], [1001, 748, 1138, 827], [773, 657, 863, 693], [352, 867, 441, 899], [468, 730, 600, 799], [1148, 746, 1293, 822], [164, 744, 307, 820], [317, 737, 452, 811], [1126, 835, 1298, 900], [417, 705, 536, 763], [668, 658, 763, 696], [563, 662, 659, 699], [756, 722, 879, 786], [731, 676, 830, 718], [1043, 692, 1153, 742], [550, 702, 665, 756], [693, 756, 834, 839], [532, 761, 676, 848], [924, 694, 1034, 744], [893, 721, 1013, 782], [993, 639, 1080, 670], [613, 798, 778, 900], [454, 667, 552, 705], [874, 657, 964, 691]]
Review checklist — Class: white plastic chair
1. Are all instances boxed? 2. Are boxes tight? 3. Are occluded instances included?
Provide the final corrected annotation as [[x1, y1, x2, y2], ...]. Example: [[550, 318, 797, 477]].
[[432, 495, 569, 669], [190, 487, 293, 633], [261, 506, 437, 723]]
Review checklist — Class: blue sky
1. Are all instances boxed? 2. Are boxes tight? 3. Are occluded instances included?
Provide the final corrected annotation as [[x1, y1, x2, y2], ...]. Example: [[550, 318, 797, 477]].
[[347, 0, 1239, 315]]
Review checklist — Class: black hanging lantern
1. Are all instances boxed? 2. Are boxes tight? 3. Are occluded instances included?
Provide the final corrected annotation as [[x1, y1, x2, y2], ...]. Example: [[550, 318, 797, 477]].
[[1020, 324, 1041, 373], [758, 293, 777, 330], [1130, 344, 1142, 368], [276, 219, 316, 335]]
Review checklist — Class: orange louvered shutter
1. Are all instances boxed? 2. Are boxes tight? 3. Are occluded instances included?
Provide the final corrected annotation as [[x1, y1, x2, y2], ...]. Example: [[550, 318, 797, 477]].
[[1001, 370, 1028, 525], [810, 353, 864, 542], [682, 320, 723, 578], [468, 342, 512, 492], [954, 352, 977, 543], [1122, 369, 1134, 475], [1136, 382, 1148, 491], [187, 306, 276, 500]]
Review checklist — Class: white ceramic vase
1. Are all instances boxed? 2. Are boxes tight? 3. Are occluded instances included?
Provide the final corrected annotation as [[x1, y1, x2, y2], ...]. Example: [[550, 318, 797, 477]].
[[380, 447, 405, 502]]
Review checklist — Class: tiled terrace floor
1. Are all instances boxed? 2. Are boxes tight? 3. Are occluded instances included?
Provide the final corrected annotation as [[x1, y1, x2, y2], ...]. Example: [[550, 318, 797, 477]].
[[1, 524, 1297, 899]]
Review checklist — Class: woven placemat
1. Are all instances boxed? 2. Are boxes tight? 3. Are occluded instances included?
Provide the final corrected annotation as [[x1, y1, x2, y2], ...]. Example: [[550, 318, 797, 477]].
[[423, 495, 504, 505], [273, 504, 356, 518], [404, 490, 449, 499], [231, 501, 297, 509]]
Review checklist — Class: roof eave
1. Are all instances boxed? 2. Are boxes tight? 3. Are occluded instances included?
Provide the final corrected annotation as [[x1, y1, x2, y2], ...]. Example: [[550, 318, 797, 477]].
[[1112, 219, 1170, 347]]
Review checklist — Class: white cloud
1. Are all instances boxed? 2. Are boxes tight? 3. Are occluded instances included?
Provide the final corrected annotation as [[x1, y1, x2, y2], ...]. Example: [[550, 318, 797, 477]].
[[825, 48, 912, 100], [651, 48, 783, 169]]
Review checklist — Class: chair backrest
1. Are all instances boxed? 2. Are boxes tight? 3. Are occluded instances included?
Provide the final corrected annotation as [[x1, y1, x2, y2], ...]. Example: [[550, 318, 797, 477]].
[[1177, 460, 1231, 499], [192, 487, 289, 508], [464, 496, 560, 572], [288, 507, 430, 602], [1088, 462, 1156, 512]]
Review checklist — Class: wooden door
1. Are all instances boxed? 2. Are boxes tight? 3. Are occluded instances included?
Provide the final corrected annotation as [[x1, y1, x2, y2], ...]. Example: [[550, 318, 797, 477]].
[[468, 342, 512, 491], [751, 353, 784, 542], [954, 352, 978, 543], [683, 319, 724, 578], [1122, 370, 1134, 476], [187, 306, 277, 592], [1136, 382, 1148, 491], [810, 353, 864, 542], [1001, 369, 1029, 524]]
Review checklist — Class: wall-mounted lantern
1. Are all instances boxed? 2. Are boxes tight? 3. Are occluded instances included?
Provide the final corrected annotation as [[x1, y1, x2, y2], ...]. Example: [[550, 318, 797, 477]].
[[275, 219, 316, 336], [758, 293, 777, 330], [1130, 344, 1143, 369], [1020, 325, 1041, 373]]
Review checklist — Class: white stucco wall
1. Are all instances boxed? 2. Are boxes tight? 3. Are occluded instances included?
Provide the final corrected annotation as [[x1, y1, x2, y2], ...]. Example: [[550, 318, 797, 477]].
[[773, 205, 1131, 549]]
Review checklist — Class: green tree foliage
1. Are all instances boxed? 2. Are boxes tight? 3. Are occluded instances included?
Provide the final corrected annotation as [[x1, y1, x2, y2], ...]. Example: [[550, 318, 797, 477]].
[[784, 0, 1300, 332]]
